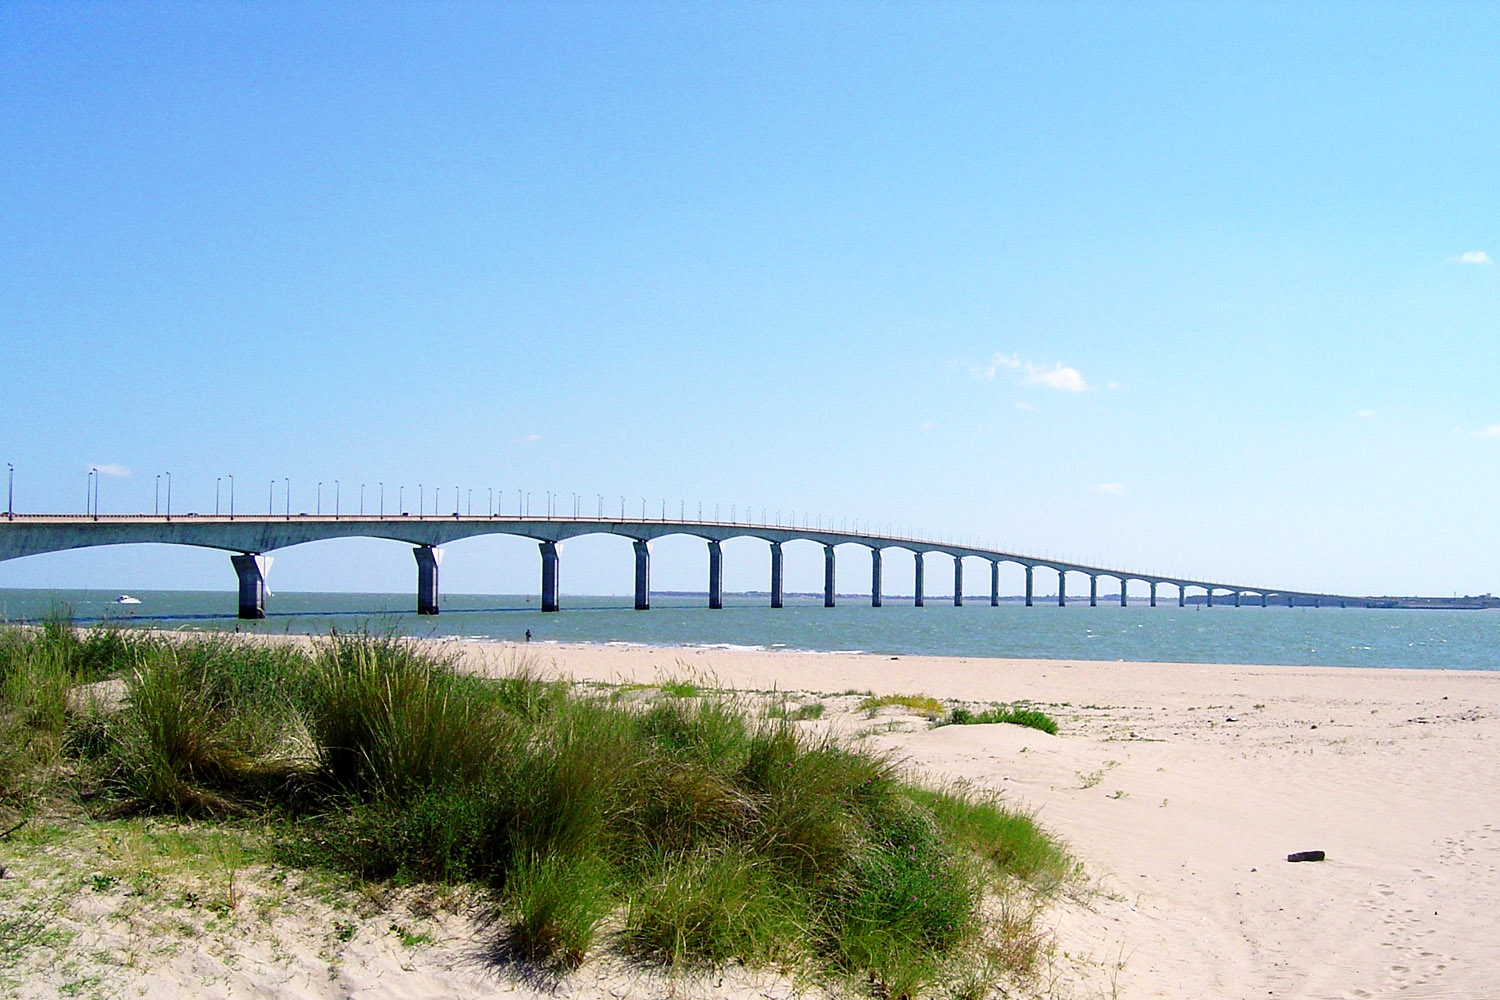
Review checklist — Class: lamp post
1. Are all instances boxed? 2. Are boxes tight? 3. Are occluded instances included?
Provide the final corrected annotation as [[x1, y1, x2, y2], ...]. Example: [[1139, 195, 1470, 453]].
[[6, 462, 12, 520], [228, 475, 234, 519], [216, 477, 221, 516], [284, 478, 289, 519], [335, 481, 340, 519], [164, 472, 171, 520], [269, 480, 274, 515], [88, 468, 96, 519], [488, 488, 493, 517], [155, 474, 160, 516], [317, 481, 322, 515], [418, 484, 424, 517]]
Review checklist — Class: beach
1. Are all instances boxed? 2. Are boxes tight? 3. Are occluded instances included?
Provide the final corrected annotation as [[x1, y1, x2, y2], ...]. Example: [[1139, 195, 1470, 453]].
[[465, 641, 1500, 998], [9, 637, 1499, 999]]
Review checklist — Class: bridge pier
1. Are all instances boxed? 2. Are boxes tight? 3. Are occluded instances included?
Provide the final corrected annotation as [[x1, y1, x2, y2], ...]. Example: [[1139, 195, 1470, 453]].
[[1207, 588, 1215, 608], [871, 548, 882, 607], [540, 541, 560, 612], [1149, 580, 1158, 607], [953, 557, 963, 607], [823, 544, 836, 608], [770, 542, 783, 608], [231, 553, 272, 620], [1178, 585, 1186, 608], [1025, 565, 1034, 607], [414, 545, 443, 615], [1058, 570, 1066, 607], [914, 552, 925, 607], [1262, 593, 1269, 608], [1120, 578, 1128, 607], [708, 540, 723, 610], [1233, 591, 1241, 608], [990, 561, 1000, 607], [634, 540, 651, 610], [1089, 574, 1097, 607]]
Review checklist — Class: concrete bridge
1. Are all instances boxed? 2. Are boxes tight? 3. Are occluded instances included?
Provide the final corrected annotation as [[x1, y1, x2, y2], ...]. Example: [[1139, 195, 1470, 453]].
[[0, 513, 1371, 619]]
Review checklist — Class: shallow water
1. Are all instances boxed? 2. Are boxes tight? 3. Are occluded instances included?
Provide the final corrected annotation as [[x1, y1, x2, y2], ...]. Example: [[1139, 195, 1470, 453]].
[[4, 587, 1498, 671]]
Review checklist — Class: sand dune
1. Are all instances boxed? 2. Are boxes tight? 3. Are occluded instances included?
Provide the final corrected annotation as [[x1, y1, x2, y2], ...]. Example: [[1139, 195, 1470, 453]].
[[8, 638, 1497, 999]]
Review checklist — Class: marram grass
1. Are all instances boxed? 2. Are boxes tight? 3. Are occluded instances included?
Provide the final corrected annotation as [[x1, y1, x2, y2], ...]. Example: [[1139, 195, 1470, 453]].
[[1, 621, 1075, 998]]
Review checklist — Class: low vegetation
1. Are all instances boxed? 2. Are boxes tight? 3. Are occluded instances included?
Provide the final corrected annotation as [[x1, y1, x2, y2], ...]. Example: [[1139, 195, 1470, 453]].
[[940, 706, 1060, 736], [0, 619, 1076, 998]]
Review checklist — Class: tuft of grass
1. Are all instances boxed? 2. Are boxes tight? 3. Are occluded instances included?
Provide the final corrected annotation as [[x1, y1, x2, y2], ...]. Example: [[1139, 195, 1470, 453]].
[[623, 847, 803, 966], [859, 693, 946, 720], [910, 785, 1075, 890], [940, 705, 1059, 736], [503, 849, 613, 968], [765, 700, 825, 721]]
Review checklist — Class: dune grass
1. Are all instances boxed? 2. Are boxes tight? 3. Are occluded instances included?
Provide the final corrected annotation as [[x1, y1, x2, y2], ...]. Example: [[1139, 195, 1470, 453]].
[[0, 621, 1076, 998], [939, 706, 1060, 736]]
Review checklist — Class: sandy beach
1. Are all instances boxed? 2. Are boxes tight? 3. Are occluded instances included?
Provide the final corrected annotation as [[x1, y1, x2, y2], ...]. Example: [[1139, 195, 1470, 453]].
[[467, 641, 1500, 999], [8, 638, 1499, 999]]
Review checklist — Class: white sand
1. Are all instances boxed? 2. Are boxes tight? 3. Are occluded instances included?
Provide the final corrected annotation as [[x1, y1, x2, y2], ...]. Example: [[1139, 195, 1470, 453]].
[[9, 638, 1498, 999]]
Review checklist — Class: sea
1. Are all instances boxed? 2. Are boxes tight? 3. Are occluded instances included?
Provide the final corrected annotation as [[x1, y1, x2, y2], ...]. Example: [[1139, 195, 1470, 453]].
[[3, 587, 1499, 671]]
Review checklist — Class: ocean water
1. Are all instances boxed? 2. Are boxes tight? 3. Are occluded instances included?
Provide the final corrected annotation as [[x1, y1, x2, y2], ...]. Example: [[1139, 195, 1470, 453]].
[[3, 587, 1498, 671]]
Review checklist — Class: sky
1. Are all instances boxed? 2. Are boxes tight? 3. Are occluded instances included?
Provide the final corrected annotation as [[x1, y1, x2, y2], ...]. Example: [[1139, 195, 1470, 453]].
[[2, 1, 1499, 601]]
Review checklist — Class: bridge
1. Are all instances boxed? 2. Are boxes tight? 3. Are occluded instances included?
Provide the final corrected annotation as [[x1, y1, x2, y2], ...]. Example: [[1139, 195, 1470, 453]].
[[0, 512, 1371, 619]]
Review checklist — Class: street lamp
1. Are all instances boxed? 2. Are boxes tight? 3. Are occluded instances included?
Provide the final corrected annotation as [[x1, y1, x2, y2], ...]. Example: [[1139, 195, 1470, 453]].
[[335, 480, 340, 519], [269, 480, 274, 515], [284, 478, 290, 519], [216, 477, 221, 516], [5, 462, 12, 520], [88, 468, 96, 519], [164, 472, 171, 520], [155, 474, 161, 516], [467, 488, 472, 516], [317, 481, 322, 515], [228, 474, 234, 519], [418, 483, 424, 517]]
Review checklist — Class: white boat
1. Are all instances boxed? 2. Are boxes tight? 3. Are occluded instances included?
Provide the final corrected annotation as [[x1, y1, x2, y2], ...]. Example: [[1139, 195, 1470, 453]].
[[113, 595, 141, 605]]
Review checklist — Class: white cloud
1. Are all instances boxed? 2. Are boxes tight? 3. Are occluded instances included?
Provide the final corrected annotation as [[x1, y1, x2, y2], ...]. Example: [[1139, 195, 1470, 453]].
[[975, 352, 1090, 392], [518, 433, 541, 443], [918, 420, 937, 432], [1458, 250, 1492, 265], [90, 464, 131, 477], [1095, 483, 1126, 495], [1024, 362, 1089, 392], [1478, 425, 1500, 439], [970, 353, 1021, 381], [1355, 409, 1376, 419]]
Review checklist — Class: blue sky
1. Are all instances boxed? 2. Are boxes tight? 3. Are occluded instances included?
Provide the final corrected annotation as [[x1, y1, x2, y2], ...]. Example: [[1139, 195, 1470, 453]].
[[3, 1, 1498, 600]]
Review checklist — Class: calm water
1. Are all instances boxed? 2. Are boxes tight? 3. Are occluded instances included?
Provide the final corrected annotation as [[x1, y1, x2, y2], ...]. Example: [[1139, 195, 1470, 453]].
[[4, 587, 1499, 671]]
